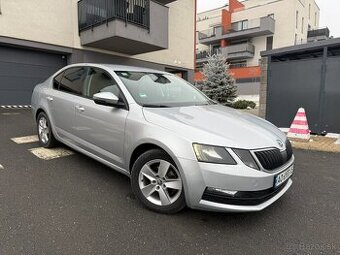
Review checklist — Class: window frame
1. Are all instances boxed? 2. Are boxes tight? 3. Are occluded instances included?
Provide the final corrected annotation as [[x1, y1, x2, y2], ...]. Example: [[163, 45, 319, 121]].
[[54, 66, 88, 97], [84, 67, 129, 110], [52, 66, 129, 110]]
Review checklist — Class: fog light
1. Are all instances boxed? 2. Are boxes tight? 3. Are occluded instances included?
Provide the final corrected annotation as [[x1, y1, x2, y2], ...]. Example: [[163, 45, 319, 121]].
[[207, 187, 238, 197]]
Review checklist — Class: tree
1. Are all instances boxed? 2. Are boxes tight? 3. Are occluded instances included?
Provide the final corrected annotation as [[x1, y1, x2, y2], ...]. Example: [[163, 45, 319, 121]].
[[198, 53, 237, 106]]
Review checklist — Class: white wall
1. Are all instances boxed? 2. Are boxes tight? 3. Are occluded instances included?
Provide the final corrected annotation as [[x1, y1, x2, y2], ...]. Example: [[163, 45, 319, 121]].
[[195, 0, 321, 65], [0, 0, 195, 70]]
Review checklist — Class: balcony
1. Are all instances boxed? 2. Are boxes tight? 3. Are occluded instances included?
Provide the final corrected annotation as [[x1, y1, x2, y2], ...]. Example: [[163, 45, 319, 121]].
[[196, 43, 254, 64], [221, 42, 255, 60], [307, 27, 330, 43], [198, 16, 275, 45], [78, 0, 169, 55]]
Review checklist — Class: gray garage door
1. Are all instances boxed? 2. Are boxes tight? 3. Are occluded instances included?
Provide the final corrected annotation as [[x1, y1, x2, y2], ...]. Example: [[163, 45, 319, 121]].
[[0, 46, 67, 105]]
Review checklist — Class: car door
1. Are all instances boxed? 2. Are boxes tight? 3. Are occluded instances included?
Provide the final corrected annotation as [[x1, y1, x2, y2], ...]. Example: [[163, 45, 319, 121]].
[[74, 67, 129, 168], [49, 67, 88, 142]]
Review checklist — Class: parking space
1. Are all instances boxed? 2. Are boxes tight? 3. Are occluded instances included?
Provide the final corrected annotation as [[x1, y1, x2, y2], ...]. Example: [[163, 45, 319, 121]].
[[0, 109, 339, 255]]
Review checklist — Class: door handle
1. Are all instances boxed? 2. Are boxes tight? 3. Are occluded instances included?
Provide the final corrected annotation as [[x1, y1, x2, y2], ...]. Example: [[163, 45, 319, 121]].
[[47, 96, 54, 102], [76, 105, 85, 112]]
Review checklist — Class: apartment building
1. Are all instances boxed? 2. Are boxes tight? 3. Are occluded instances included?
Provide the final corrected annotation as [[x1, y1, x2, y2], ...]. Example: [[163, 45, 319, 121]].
[[195, 0, 322, 95], [0, 0, 195, 105]]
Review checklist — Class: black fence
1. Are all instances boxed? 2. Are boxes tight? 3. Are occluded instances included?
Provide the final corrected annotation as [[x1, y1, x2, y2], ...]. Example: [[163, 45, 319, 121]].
[[78, 0, 150, 32], [264, 41, 340, 134]]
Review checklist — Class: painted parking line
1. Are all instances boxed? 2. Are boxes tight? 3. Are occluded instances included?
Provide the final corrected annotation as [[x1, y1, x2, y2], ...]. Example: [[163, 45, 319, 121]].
[[0, 164, 4, 170], [11, 135, 39, 144], [29, 147, 74, 160]]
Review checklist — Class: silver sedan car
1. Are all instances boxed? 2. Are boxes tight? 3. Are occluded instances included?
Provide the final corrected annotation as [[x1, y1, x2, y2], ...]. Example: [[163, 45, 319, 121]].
[[31, 64, 294, 213]]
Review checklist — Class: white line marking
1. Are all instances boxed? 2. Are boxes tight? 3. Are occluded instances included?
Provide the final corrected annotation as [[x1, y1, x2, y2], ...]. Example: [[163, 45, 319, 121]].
[[11, 135, 39, 144], [0, 164, 4, 170], [1, 112, 20, 116], [29, 147, 74, 160]]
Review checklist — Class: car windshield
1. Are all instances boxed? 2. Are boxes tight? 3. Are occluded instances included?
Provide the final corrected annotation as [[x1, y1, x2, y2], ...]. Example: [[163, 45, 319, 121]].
[[115, 71, 213, 107]]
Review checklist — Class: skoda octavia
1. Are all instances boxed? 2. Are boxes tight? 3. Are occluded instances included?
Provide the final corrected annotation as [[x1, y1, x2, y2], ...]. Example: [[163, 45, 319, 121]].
[[31, 64, 294, 213]]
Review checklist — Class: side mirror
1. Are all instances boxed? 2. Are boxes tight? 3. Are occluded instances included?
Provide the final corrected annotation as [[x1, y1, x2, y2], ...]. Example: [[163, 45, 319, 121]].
[[93, 92, 120, 107]]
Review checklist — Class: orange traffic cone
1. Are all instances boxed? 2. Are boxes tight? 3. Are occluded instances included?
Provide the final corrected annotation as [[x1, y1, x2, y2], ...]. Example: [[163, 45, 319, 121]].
[[287, 108, 310, 140]]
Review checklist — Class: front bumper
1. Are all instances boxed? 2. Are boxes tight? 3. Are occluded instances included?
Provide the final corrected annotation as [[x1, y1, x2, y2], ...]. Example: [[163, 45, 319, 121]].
[[178, 156, 294, 212]]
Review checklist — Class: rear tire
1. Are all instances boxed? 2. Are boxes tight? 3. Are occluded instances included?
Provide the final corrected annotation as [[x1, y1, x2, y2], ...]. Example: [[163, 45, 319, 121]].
[[37, 112, 58, 148], [131, 149, 186, 214]]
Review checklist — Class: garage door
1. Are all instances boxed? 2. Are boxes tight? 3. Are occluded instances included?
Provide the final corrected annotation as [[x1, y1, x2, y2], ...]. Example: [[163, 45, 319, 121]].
[[0, 46, 67, 105]]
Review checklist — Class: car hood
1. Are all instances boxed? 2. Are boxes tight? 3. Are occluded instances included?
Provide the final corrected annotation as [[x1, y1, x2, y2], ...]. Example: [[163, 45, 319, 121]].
[[142, 104, 287, 150]]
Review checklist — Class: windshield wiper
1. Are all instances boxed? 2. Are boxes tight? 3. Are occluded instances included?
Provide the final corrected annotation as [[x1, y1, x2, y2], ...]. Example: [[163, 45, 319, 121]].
[[142, 104, 170, 108]]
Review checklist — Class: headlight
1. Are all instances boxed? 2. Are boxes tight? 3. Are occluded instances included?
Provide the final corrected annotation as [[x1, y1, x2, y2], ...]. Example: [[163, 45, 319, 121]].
[[193, 144, 237, 165], [232, 149, 259, 170]]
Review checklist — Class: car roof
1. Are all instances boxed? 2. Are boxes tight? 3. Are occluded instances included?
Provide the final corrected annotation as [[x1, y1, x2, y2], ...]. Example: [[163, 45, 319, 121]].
[[64, 63, 167, 74]]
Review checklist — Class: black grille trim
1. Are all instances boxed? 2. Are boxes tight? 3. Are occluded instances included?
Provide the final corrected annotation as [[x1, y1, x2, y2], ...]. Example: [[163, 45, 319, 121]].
[[254, 139, 293, 171], [202, 181, 289, 206]]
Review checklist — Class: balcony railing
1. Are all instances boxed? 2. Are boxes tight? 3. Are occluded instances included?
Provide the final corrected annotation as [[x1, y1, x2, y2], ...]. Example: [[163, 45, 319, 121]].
[[196, 48, 221, 60], [196, 43, 254, 63], [78, 0, 150, 32]]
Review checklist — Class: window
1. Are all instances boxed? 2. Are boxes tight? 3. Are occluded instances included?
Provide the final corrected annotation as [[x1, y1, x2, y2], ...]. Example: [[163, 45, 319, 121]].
[[308, 4, 311, 19], [116, 72, 210, 107], [266, 36, 273, 50], [295, 34, 298, 45], [59, 67, 87, 96], [84, 68, 121, 99], [314, 12, 317, 26], [235, 20, 248, 31], [296, 11, 299, 29], [53, 72, 64, 89], [302, 17, 304, 33]]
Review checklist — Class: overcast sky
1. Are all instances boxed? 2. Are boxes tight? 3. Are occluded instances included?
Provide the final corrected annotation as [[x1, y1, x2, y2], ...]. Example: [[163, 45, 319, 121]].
[[197, 0, 340, 38]]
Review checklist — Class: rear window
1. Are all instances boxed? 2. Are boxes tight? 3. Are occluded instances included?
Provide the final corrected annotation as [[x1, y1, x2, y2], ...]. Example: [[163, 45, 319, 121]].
[[58, 67, 87, 96]]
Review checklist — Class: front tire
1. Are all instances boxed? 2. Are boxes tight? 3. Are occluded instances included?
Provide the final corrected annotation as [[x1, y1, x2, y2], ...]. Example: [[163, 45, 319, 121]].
[[37, 112, 58, 148], [131, 149, 186, 214]]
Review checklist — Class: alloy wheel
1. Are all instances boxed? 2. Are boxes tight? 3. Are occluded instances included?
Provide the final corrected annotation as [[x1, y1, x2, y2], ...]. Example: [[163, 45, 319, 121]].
[[38, 116, 49, 144], [138, 159, 182, 206]]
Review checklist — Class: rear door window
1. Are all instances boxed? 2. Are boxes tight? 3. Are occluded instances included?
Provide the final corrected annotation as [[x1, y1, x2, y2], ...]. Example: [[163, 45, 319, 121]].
[[59, 67, 87, 96]]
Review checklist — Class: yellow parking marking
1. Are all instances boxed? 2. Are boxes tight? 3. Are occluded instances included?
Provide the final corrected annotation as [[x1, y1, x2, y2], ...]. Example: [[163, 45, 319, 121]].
[[11, 135, 39, 144], [29, 147, 74, 160]]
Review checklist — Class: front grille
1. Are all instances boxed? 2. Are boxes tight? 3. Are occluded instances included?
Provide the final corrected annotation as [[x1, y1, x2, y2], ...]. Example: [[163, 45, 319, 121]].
[[254, 139, 293, 171]]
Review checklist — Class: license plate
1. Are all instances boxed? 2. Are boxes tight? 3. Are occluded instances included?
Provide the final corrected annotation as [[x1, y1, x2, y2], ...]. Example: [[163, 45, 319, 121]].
[[274, 165, 294, 188]]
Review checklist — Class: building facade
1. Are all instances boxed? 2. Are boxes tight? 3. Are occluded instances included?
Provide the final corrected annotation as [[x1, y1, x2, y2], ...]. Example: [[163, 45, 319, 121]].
[[195, 0, 321, 96], [0, 0, 196, 105]]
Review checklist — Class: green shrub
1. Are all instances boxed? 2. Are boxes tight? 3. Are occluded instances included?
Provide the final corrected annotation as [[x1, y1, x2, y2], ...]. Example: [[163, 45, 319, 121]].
[[232, 100, 256, 109]]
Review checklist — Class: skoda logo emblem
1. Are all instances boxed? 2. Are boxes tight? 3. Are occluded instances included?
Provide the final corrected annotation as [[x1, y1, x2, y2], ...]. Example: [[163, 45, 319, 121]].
[[277, 139, 284, 148]]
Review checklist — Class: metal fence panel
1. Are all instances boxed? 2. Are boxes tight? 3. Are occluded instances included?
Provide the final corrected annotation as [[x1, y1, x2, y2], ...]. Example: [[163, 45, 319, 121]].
[[322, 56, 340, 133], [267, 58, 323, 133]]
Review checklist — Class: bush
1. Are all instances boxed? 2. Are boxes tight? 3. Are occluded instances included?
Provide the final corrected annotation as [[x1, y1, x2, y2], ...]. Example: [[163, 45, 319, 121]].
[[232, 100, 256, 109]]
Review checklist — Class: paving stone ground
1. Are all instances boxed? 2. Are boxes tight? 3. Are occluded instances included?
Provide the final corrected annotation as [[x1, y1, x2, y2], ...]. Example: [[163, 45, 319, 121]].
[[290, 136, 340, 153]]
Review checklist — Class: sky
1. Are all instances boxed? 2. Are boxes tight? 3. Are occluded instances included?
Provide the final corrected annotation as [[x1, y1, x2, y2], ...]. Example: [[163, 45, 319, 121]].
[[197, 0, 340, 38]]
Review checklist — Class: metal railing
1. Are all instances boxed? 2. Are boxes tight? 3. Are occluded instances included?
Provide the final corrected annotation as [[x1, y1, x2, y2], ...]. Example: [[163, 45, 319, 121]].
[[196, 48, 221, 59], [307, 27, 330, 38], [78, 0, 150, 32]]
